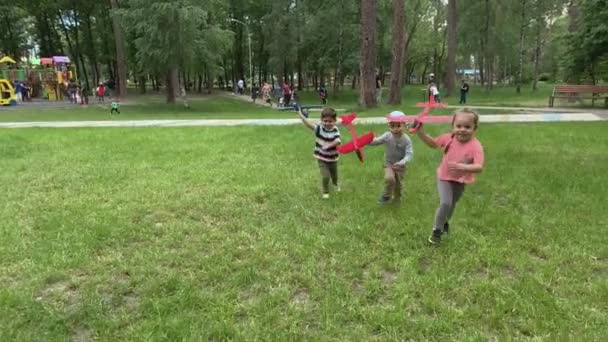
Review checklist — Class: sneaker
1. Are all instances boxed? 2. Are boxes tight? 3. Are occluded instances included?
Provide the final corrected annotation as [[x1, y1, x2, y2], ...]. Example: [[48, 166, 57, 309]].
[[428, 229, 442, 245], [377, 195, 391, 204], [443, 222, 449, 234], [322, 193, 330, 199], [334, 185, 341, 192]]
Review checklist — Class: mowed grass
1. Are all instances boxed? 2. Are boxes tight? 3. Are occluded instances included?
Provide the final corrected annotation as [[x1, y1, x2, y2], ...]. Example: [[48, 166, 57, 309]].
[[0, 122, 607, 340]]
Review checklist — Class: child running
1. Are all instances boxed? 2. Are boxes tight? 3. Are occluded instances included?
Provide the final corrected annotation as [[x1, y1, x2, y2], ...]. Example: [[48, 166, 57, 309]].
[[369, 111, 414, 204], [415, 109, 485, 245], [296, 107, 341, 199]]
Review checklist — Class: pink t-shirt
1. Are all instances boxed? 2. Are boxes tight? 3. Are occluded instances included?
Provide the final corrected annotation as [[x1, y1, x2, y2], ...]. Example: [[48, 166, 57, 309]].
[[435, 133, 484, 184]]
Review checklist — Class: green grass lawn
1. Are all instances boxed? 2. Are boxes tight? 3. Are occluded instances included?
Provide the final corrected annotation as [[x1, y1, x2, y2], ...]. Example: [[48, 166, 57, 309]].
[[0, 82, 581, 123], [1, 122, 607, 340]]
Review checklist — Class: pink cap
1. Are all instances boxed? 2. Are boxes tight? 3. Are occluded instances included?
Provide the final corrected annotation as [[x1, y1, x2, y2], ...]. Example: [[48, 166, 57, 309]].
[[386, 111, 408, 123]]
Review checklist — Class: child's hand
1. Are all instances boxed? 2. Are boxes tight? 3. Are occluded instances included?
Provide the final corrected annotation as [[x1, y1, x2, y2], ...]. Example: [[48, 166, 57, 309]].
[[392, 162, 405, 170]]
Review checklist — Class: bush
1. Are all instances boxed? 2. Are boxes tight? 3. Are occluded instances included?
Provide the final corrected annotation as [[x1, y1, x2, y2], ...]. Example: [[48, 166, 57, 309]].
[[538, 73, 551, 82]]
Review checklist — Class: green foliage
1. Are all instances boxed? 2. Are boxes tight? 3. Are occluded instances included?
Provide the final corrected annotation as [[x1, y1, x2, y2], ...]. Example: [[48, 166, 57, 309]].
[[122, 0, 230, 75], [561, 0, 608, 83], [0, 3, 29, 58]]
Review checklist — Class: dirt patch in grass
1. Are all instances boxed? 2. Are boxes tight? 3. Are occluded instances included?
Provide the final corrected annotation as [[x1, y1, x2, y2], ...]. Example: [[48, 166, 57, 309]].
[[291, 288, 310, 306], [529, 246, 549, 261], [382, 270, 397, 285]]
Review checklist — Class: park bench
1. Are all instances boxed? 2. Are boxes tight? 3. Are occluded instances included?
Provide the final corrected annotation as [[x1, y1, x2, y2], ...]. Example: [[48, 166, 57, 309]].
[[549, 84, 608, 107]]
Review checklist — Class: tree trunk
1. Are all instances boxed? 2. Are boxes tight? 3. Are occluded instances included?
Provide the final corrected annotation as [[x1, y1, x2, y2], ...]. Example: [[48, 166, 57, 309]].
[[483, 0, 493, 90], [334, 18, 344, 94], [444, 0, 457, 97], [70, 8, 90, 90], [166, 67, 178, 104], [85, 15, 100, 85], [56, 12, 80, 82], [137, 76, 145, 94], [359, 0, 378, 107], [532, 1, 542, 91], [207, 72, 213, 94], [516, 0, 527, 94], [110, 0, 128, 98], [388, 0, 406, 105]]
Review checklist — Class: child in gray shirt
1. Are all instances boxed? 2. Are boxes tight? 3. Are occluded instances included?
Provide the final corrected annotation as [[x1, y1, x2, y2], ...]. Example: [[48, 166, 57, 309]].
[[369, 111, 414, 204]]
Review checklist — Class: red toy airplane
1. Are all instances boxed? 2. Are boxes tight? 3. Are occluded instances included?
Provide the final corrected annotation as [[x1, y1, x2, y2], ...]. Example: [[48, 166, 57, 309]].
[[336, 113, 374, 162], [387, 95, 450, 133]]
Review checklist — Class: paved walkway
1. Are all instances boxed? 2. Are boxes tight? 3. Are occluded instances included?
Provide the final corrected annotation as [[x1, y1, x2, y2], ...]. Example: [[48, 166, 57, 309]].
[[223, 92, 608, 114], [0, 113, 603, 129]]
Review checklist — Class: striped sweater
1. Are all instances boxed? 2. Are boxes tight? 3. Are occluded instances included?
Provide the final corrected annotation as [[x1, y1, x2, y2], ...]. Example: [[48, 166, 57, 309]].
[[313, 124, 341, 162]]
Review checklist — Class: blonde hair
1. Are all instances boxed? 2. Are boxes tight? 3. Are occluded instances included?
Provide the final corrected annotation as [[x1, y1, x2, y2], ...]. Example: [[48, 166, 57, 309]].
[[452, 108, 479, 129]]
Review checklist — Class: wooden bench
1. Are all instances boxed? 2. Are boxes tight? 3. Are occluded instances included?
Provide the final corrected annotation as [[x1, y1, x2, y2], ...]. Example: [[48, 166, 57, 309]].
[[549, 85, 608, 107]]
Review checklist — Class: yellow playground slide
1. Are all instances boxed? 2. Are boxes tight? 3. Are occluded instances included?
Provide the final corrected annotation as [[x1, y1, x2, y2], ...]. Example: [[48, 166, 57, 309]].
[[0, 79, 17, 106]]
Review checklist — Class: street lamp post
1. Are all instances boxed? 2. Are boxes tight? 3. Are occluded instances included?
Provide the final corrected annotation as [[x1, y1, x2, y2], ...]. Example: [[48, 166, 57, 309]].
[[230, 18, 252, 96]]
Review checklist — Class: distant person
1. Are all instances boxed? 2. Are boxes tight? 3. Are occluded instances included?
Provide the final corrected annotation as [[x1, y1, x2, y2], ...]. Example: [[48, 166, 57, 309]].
[[96, 83, 105, 102], [429, 82, 440, 103], [319, 85, 328, 105], [14, 81, 22, 102], [282, 82, 291, 107], [237, 79, 244, 95], [251, 83, 259, 103], [110, 97, 120, 115], [460, 80, 470, 104], [261, 81, 272, 106], [21, 82, 30, 102], [68, 79, 77, 103], [375, 73, 382, 103]]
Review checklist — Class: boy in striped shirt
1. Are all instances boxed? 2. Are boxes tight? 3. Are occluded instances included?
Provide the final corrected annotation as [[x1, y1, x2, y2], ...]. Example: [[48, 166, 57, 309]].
[[297, 107, 341, 199]]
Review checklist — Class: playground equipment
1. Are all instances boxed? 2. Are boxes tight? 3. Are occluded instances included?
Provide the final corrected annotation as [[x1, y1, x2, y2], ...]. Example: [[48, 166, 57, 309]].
[[0, 55, 76, 101], [39, 56, 76, 101], [0, 79, 17, 106]]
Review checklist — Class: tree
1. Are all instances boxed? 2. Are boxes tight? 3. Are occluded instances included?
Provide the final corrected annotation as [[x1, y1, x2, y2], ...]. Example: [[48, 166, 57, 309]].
[[388, 0, 406, 105], [359, 0, 378, 107], [444, 0, 457, 97], [123, 0, 229, 103], [110, 0, 128, 98], [516, 0, 527, 93]]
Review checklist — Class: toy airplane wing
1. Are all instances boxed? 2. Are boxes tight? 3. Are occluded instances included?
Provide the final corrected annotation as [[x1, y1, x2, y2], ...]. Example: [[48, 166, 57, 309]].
[[420, 115, 452, 123], [339, 112, 357, 125], [337, 131, 374, 154], [408, 115, 453, 133]]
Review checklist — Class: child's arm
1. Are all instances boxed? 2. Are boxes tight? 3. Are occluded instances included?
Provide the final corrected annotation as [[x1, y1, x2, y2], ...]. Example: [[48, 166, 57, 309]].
[[297, 108, 315, 131], [448, 162, 483, 173], [323, 140, 341, 150], [369, 132, 388, 146], [416, 127, 439, 148]]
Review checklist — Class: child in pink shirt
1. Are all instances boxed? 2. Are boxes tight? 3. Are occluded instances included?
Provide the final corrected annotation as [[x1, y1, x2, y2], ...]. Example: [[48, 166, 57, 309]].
[[416, 109, 485, 245]]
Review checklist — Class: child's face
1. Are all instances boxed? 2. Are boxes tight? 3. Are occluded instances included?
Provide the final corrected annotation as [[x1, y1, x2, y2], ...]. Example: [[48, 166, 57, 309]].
[[389, 122, 404, 134], [451, 113, 477, 142], [321, 117, 336, 130]]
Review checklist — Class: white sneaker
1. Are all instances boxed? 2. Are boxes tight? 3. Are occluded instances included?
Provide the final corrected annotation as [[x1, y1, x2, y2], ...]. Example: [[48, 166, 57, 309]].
[[322, 193, 330, 199], [335, 185, 341, 192]]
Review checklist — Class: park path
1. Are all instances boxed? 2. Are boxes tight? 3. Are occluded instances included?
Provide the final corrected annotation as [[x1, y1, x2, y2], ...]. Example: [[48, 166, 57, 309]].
[[221, 91, 608, 114], [1, 92, 605, 128], [0, 113, 603, 129]]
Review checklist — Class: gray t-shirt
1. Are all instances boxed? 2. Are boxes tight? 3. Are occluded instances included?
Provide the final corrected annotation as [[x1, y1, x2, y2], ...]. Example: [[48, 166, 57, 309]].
[[370, 132, 414, 167]]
